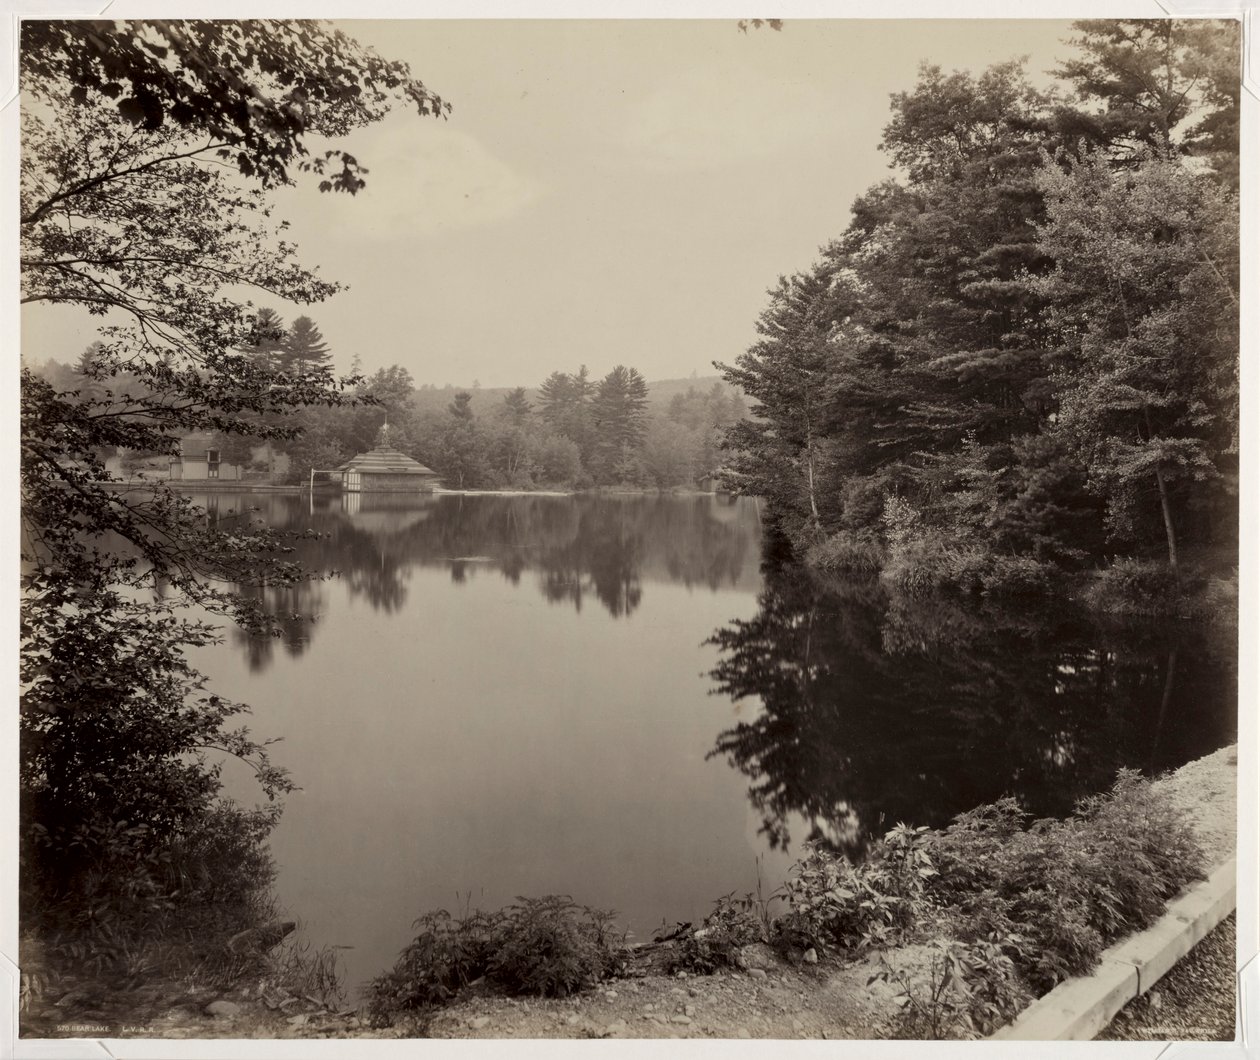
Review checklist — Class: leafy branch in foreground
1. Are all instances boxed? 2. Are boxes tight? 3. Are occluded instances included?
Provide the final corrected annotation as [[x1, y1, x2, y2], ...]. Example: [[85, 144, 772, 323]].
[[19, 17, 444, 998]]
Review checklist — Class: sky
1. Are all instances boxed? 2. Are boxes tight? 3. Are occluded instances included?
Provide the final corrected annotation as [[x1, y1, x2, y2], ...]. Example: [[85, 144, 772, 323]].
[[22, 18, 1081, 389]]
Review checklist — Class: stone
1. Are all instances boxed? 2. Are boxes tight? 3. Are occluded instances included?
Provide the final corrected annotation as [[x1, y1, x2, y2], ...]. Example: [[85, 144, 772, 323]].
[[748, 968, 768, 980], [677, 971, 688, 980], [606, 1019, 627, 1036], [671, 1014, 692, 1025], [286, 1013, 309, 1028], [566, 1014, 580, 1025], [605, 990, 618, 1000], [468, 1016, 491, 1030], [803, 948, 818, 964], [1149, 991, 1163, 1010], [737, 1028, 752, 1039], [738, 943, 778, 971], [205, 1000, 241, 1019], [684, 1005, 695, 1017], [688, 987, 699, 997], [670, 987, 686, 997]]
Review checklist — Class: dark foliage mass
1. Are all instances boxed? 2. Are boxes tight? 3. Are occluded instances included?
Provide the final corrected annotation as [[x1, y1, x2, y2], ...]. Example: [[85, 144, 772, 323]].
[[705, 555, 1235, 858], [21, 19, 448, 194], [718, 20, 1239, 608], [19, 18, 442, 1001]]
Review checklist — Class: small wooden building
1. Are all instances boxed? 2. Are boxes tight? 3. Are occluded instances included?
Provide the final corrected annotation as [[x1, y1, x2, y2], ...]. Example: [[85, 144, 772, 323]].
[[335, 429, 440, 493], [169, 432, 243, 481]]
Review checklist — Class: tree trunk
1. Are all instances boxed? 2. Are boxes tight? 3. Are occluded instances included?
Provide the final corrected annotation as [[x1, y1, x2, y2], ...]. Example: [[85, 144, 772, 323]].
[[805, 449, 821, 524], [1154, 462, 1178, 571]]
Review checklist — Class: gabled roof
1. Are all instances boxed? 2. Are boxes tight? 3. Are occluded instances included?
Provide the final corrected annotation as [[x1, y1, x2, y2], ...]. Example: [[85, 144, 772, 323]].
[[334, 445, 438, 476], [178, 432, 219, 457]]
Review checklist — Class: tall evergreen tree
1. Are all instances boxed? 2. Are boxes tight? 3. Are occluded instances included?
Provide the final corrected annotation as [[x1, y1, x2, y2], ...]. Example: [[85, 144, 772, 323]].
[[244, 307, 286, 371], [503, 387, 532, 424], [719, 267, 854, 532], [1033, 148, 1238, 568], [448, 390, 475, 421], [280, 315, 332, 375], [537, 366, 594, 465], [1058, 19, 1241, 173]]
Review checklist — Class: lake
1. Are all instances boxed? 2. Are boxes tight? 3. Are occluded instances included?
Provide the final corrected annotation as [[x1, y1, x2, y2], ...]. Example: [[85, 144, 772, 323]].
[[186, 491, 1237, 996]]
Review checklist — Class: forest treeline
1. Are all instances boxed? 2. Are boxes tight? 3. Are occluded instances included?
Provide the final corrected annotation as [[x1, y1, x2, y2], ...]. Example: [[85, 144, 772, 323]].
[[718, 20, 1240, 605], [35, 344, 747, 491]]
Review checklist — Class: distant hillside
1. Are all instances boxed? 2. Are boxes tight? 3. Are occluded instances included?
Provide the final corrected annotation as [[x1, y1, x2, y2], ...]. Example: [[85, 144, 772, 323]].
[[408, 375, 738, 416], [25, 358, 746, 418]]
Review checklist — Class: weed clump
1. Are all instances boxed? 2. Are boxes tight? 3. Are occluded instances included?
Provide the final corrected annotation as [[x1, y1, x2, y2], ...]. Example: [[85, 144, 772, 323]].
[[367, 895, 622, 1022], [922, 769, 1205, 992], [490, 897, 622, 997], [768, 769, 1205, 1037], [775, 823, 938, 956], [663, 893, 767, 974]]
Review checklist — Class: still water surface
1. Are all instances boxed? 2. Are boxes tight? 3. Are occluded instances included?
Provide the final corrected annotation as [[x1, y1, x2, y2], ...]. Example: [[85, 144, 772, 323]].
[[187, 491, 1236, 994]]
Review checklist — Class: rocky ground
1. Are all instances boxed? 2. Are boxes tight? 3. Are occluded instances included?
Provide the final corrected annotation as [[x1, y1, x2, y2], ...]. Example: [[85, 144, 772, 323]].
[[22, 745, 1238, 1042]]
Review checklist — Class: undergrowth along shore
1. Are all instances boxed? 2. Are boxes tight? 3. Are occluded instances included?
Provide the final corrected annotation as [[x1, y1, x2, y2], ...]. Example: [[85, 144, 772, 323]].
[[366, 769, 1207, 1039], [803, 530, 1238, 620]]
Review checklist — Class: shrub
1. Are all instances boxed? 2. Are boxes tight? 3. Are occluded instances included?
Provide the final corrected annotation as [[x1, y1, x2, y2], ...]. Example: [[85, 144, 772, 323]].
[[775, 824, 937, 955], [367, 909, 504, 1016], [489, 896, 621, 997], [874, 934, 1031, 1039], [367, 895, 623, 1020], [805, 532, 886, 574], [922, 770, 1204, 992], [20, 798, 299, 1013], [1084, 557, 1188, 615], [978, 555, 1053, 596], [881, 535, 988, 597], [665, 893, 765, 974]]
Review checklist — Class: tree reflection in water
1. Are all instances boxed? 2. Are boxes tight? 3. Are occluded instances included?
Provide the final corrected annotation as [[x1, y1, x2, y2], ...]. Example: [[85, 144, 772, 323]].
[[706, 555, 1236, 861], [196, 491, 758, 670]]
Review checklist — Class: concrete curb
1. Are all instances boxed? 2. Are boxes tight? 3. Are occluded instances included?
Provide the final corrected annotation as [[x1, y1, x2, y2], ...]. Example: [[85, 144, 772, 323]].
[[990, 857, 1236, 1041]]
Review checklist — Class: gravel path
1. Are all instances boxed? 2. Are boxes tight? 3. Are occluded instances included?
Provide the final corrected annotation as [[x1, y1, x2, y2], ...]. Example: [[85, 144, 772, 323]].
[[1149, 744, 1237, 867], [1097, 913, 1236, 1041]]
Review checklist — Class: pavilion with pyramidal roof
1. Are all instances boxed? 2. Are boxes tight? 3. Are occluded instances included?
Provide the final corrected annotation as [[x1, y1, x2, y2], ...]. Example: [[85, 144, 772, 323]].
[[333, 424, 441, 492]]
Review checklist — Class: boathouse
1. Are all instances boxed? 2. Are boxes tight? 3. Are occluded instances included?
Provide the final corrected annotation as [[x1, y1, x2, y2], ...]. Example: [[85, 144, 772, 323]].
[[334, 427, 441, 493], [168, 432, 243, 481]]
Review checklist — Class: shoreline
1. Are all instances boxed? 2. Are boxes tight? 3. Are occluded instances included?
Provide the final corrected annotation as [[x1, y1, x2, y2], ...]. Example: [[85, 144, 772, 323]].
[[115, 480, 732, 499], [20, 744, 1237, 1042]]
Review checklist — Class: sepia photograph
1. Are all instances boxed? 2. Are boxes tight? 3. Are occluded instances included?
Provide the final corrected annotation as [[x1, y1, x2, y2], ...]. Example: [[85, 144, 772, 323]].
[[8, 4, 1252, 1051]]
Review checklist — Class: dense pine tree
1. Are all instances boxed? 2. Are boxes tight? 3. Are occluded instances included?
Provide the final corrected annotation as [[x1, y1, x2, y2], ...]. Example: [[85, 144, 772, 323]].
[[280, 315, 332, 375], [717, 19, 1239, 596]]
